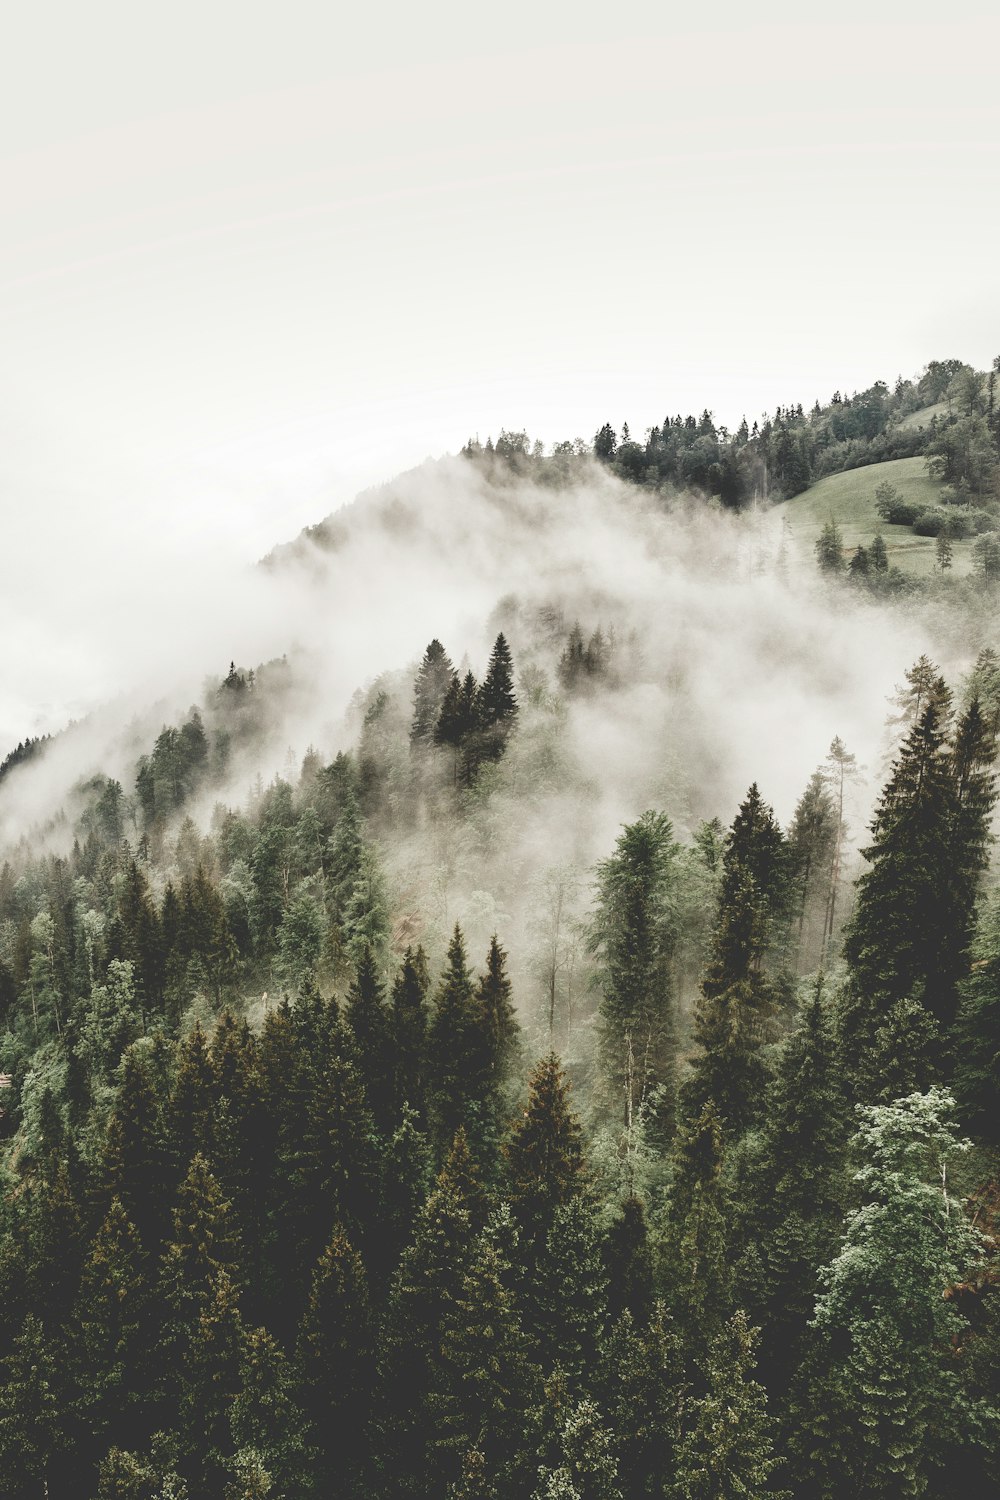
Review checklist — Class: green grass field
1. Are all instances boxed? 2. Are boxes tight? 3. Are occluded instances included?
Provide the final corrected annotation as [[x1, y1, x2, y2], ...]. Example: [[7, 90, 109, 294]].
[[895, 401, 949, 432], [773, 456, 976, 577]]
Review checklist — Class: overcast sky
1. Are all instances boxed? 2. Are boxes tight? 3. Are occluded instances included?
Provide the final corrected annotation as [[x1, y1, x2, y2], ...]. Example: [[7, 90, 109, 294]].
[[1, 0, 999, 744]]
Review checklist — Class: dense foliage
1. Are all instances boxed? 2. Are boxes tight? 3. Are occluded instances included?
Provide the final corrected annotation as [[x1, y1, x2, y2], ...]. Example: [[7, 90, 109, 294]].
[[2, 361, 1000, 1497]]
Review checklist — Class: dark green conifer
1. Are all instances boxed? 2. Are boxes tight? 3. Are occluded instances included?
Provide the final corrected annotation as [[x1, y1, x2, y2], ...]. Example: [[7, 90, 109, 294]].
[[504, 1053, 586, 1260], [411, 639, 456, 748], [296, 1225, 373, 1497]]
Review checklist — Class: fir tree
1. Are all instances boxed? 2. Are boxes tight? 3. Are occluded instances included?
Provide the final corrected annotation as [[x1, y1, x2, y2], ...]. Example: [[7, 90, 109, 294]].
[[411, 639, 457, 748], [504, 1054, 586, 1261], [590, 811, 679, 1136], [789, 1089, 993, 1498], [672, 1311, 785, 1499], [662, 1102, 730, 1361], [683, 786, 788, 1135], [296, 1226, 373, 1497], [391, 945, 431, 1121]]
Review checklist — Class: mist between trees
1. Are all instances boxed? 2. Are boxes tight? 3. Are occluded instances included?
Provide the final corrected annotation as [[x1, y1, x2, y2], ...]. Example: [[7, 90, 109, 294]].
[[1, 440, 999, 1497]]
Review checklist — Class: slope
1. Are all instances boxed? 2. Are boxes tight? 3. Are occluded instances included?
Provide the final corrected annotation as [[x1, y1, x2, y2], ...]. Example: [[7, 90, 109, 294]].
[[772, 456, 976, 577]]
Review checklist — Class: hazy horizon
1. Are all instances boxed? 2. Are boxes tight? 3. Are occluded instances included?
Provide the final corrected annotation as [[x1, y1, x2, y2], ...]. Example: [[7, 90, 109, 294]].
[[2, 0, 999, 743]]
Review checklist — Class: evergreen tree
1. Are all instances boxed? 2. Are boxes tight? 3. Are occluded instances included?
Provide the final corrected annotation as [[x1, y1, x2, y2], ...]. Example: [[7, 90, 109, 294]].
[[427, 925, 489, 1157], [682, 786, 788, 1135], [789, 1089, 994, 1498], [533, 1399, 623, 1500], [603, 1194, 655, 1328], [345, 946, 394, 1133], [954, 891, 1000, 1140], [477, 633, 518, 760], [391, 945, 431, 1121], [814, 519, 844, 574], [840, 682, 995, 1079], [662, 1102, 730, 1361], [590, 811, 678, 1135], [533, 1195, 609, 1384], [296, 1226, 373, 1497], [672, 1311, 785, 1499], [380, 1133, 483, 1496], [504, 1053, 586, 1261], [0, 1312, 73, 1496], [598, 1303, 684, 1500], [411, 639, 457, 748], [178, 1266, 243, 1494], [432, 1208, 539, 1496], [70, 1198, 150, 1462], [229, 1327, 314, 1500], [732, 978, 848, 1392]]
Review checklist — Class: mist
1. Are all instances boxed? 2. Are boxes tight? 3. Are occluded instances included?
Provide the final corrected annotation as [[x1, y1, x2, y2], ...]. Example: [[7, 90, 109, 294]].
[[0, 451, 982, 1010]]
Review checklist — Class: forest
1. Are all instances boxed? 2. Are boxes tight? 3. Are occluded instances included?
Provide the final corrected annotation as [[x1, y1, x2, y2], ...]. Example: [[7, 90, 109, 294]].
[[1, 358, 1000, 1499]]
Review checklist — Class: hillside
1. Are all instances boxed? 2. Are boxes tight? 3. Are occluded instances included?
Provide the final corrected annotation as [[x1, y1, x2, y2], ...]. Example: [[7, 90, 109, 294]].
[[773, 455, 978, 577]]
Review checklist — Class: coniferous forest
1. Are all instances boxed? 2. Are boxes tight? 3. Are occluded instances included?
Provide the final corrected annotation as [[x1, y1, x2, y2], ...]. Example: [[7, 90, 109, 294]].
[[4, 362, 1000, 1499]]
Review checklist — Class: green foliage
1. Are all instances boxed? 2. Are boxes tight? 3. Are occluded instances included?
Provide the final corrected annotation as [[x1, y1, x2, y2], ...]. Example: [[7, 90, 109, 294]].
[[790, 1089, 996, 1497]]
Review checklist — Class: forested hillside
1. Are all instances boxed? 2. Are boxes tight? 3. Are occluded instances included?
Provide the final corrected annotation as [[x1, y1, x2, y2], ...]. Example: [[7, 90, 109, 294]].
[[2, 358, 1000, 1499]]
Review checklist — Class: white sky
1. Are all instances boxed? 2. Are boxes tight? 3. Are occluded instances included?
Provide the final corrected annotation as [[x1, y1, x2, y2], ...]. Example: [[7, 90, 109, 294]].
[[1, 0, 999, 744]]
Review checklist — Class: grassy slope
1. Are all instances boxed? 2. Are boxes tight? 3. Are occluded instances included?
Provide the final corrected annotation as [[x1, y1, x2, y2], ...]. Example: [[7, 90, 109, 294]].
[[773, 455, 976, 577]]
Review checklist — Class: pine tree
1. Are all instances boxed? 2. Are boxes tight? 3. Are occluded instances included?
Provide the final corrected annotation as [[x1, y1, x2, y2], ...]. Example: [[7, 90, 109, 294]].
[[412, 639, 457, 748], [590, 812, 678, 1136], [345, 946, 394, 1132], [427, 925, 489, 1157], [597, 1303, 684, 1500], [391, 945, 431, 1122], [732, 978, 848, 1392], [296, 1226, 373, 1497], [662, 1102, 730, 1361], [477, 633, 518, 761], [504, 1054, 586, 1261], [789, 1089, 992, 1498], [672, 1311, 784, 1499], [682, 786, 788, 1135]]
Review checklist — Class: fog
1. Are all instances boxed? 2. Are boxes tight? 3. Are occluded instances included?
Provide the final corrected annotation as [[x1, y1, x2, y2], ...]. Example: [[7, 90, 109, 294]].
[[0, 455, 977, 893]]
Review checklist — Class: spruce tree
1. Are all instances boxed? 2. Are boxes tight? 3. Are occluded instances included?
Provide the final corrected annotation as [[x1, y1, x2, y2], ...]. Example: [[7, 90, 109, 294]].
[[504, 1053, 586, 1261], [229, 1327, 314, 1500], [682, 786, 788, 1136], [70, 1198, 150, 1461], [432, 1208, 539, 1496], [427, 925, 489, 1157], [789, 1089, 993, 1498], [103, 1049, 171, 1258], [380, 1133, 483, 1496], [296, 1225, 373, 1497], [662, 1102, 730, 1361], [390, 945, 431, 1122], [411, 639, 457, 748], [603, 1193, 655, 1328], [732, 978, 848, 1393], [597, 1303, 685, 1500], [672, 1311, 784, 1499], [345, 946, 394, 1133], [590, 812, 678, 1135]]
